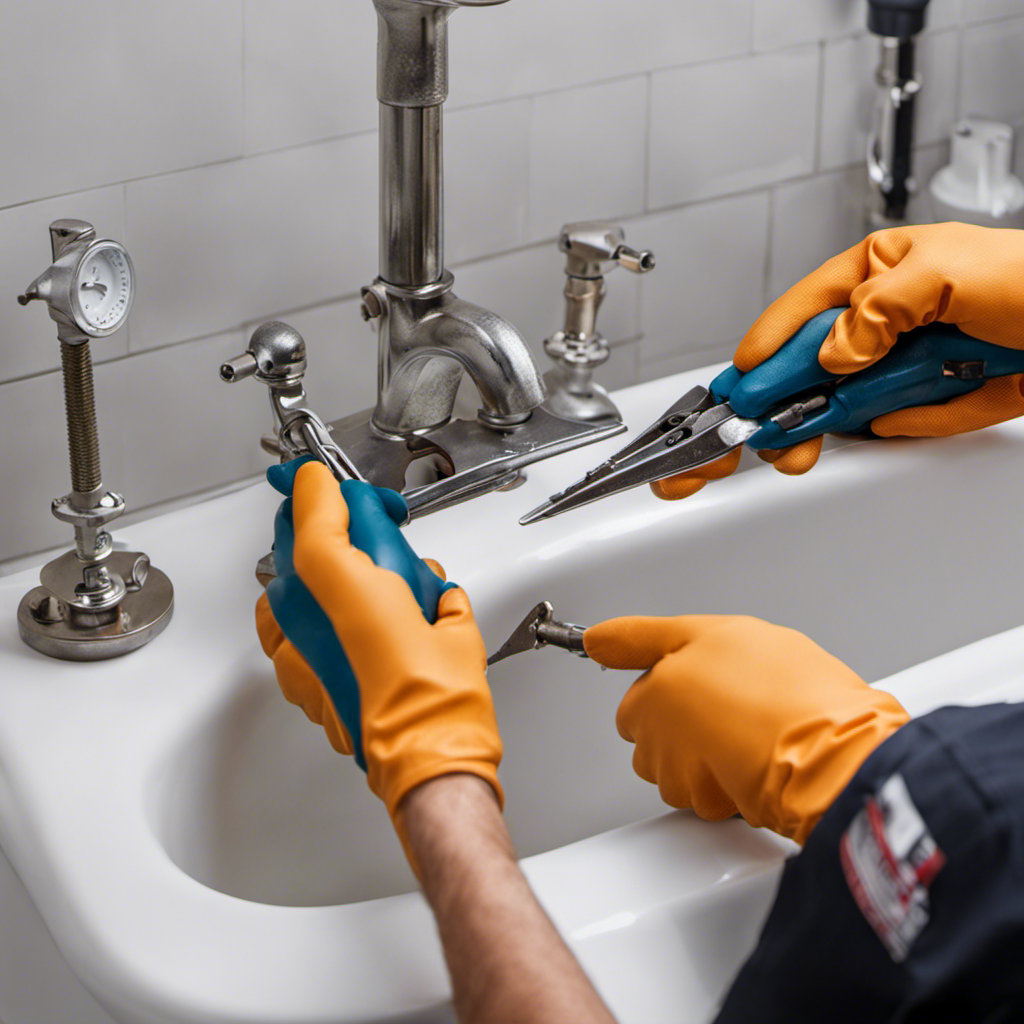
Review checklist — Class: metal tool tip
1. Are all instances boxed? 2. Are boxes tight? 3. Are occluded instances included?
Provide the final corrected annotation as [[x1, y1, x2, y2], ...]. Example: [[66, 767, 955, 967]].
[[518, 504, 553, 526]]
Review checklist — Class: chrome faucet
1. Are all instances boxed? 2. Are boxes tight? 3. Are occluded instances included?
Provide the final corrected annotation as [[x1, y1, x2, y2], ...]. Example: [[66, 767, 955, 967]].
[[223, 0, 628, 518], [366, 0, 546, 435]]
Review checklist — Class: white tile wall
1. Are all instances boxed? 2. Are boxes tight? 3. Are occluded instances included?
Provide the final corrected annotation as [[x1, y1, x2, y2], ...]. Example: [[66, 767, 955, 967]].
[[2, 0, 1024, 564], [0, 2, 244, 208], [962, 0, 1024, 22], [631, 193, 772, 361], [243, 1, 378, 154], [769, 142, 949, 301], [447, 0, 755, 108], [649, 47, 820, 208], [528, 78, 648, 241], [754, 0, 867, 50], [960, 18, 1024, 123], [446, 101, 532, 262]]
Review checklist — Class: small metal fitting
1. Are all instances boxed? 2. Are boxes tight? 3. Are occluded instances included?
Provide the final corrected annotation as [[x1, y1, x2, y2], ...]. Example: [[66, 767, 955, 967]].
[[543, 222, 654, 423], [360, 285, 387, 321], [51, 490, 125, 528], [222, 322, 367, 484], [223, 321, 308, 388], [558, 222, 656, 280]]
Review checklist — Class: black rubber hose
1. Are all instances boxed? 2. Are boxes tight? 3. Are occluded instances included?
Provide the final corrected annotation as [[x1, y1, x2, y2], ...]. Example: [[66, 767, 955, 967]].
[[884, 40, 916, 220]]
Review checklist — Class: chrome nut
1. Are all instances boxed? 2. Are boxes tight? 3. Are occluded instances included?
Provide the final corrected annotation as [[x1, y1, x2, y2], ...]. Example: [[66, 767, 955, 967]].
[[50, 490, 125, 528]]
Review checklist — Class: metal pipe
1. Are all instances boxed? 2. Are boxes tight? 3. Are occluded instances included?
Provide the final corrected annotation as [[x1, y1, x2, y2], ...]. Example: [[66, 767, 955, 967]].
[[380, 104, 443, 286], [374, 0, 452, 287], [875, 37, 917, 222], [868, 35, 921, 225]]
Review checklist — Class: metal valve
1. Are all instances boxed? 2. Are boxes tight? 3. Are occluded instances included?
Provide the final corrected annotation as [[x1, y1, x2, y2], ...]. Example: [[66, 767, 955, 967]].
[[221, 321, 366, 486], [558, 222, 656, 280], [543, 222, 655, 423]]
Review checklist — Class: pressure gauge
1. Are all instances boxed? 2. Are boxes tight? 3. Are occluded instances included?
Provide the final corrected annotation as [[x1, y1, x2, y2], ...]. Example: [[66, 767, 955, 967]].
[[71, 241, 134, 334], [18, 220, 135, 340]]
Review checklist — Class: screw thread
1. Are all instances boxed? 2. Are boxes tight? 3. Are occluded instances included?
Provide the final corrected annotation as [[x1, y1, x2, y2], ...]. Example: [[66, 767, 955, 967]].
[[59, 340, 102, 495]]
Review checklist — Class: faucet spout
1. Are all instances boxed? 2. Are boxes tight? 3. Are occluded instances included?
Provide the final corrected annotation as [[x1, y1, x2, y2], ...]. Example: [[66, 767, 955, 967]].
[[371, 277, 546, 435]]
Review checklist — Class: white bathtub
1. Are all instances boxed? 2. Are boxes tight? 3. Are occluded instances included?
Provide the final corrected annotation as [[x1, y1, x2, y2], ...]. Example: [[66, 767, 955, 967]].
[[1, 365, 1023, 1023]]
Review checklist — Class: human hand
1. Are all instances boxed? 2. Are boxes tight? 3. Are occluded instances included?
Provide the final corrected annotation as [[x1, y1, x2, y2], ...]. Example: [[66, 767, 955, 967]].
[[654, 223, 1024, 499], [255, 461, 502, 844], [584, 614, 909, 844]]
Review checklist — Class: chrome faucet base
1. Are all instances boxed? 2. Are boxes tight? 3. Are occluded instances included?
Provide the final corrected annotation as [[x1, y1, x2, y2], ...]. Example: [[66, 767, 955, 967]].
[[327, 405, 626, 519], [364, 271, 547, 436], [18, 549, 174, 661], [542, 361, 621, 423]]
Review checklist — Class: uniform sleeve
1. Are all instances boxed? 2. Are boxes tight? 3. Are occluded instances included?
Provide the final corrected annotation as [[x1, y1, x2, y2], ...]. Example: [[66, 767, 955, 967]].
[[715, 703, 1024, 1024]]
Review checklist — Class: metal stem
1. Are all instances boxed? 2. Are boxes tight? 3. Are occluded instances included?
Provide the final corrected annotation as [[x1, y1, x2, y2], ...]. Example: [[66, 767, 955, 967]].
[[380, 104, 444, 286]]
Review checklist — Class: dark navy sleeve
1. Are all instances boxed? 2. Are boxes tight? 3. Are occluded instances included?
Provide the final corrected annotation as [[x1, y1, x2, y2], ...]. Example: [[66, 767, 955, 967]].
[[714, 703, 1024, 1024]]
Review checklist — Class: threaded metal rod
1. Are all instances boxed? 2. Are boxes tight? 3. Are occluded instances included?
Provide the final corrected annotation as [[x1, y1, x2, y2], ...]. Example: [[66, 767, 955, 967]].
[[59, 340, 102, 497]]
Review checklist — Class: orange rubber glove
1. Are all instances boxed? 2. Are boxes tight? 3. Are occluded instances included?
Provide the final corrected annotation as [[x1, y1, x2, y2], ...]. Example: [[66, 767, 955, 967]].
[[255, 463, 502, 842], [654, 222, 1024, 500], [584, 615, 910, 844]]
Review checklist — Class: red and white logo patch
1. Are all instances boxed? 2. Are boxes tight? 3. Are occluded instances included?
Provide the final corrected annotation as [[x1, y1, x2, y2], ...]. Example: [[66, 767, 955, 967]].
[[839, 772, 946, 963]]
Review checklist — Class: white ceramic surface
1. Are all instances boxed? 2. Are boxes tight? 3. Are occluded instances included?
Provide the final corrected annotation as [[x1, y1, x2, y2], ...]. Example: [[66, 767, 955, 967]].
[[2, 367, 1024, 1023]]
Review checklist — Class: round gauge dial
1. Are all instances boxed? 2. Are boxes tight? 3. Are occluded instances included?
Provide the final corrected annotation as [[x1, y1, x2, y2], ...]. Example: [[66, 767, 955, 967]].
[[73, 243, 133, 334]]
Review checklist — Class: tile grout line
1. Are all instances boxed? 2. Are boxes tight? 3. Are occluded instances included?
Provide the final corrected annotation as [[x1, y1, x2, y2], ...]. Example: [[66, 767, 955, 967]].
[[763, 187, 776, 310], [814, 40, 827, 173], [642, 72, 653, 214]]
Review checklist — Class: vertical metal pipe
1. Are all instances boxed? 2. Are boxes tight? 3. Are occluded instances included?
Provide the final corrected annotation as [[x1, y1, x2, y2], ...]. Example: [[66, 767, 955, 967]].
[[886, 39, 917, 220], [380, 104, 444, 286], [373, 0, 451, 287]]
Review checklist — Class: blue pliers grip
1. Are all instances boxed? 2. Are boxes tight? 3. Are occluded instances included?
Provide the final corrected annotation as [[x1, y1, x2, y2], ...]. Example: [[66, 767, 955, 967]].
[[709, 307, 1024, 451], [264, 456, 453, 769]]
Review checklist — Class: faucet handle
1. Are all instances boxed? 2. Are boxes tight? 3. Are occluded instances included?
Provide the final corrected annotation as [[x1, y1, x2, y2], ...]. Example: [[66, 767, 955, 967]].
[[220, 321, 366, 483], [559, 222, 655, 279], [220, 321, 307, 387]]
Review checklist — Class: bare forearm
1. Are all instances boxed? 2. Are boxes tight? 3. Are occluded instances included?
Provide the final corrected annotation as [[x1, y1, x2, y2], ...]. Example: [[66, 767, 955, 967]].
[[401, 775, 616, 1024]]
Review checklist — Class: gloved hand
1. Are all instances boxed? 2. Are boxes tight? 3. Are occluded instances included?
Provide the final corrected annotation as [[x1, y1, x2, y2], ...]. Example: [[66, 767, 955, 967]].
[[254, 459, 502, 851], [654, 222, 1024, 499], [584, 615, 909, 844]]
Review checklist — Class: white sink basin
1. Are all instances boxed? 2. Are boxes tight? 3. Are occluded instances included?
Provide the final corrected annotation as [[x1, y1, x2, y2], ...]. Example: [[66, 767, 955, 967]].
[[1, 364, 1024, 1023]]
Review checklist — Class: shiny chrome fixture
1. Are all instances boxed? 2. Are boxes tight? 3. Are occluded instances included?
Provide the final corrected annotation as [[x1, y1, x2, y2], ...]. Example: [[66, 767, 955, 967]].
[[544, 222, 655, 423], [16, 220, 173, 660], [227, 0, 628, 514]]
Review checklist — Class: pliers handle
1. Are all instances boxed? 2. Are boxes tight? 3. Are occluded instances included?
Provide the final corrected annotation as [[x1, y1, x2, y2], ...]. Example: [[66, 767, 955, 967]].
[[716, 307, 1024, 450]]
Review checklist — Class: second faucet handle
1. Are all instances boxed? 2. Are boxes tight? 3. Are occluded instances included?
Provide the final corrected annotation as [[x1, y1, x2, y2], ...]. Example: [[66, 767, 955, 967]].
[[559, 222, 656, 279], [543, 223, 655, 423]]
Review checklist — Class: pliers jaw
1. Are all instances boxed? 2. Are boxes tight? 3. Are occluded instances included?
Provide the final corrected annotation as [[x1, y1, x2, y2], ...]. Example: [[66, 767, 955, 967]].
[[519, 386, 760, 525], [487, 601, 589, 666]]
